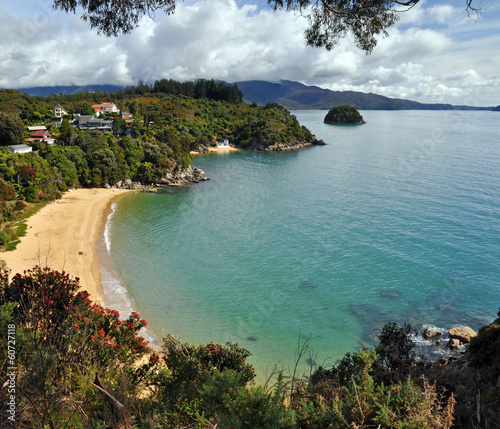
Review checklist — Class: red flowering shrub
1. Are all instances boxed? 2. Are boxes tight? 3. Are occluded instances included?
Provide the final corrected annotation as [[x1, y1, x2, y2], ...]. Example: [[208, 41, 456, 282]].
[[0, 266, 157, 427], [3, 266, 150, 365]]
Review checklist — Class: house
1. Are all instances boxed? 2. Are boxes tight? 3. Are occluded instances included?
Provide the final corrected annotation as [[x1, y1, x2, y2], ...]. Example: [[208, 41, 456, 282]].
[[77, 114, 113, 132], [215, 139, 230, 148], [8, 144, 32, 154], [25, 129, 55, 145], [53, 103, 68, 118], [30, 130, 51, 139], [92, 102, 120, 116]]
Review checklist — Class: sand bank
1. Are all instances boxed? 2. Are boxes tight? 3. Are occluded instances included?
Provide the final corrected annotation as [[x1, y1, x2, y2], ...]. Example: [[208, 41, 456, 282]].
[[0, 188, 132, 303], [191, 146, 241, 155]]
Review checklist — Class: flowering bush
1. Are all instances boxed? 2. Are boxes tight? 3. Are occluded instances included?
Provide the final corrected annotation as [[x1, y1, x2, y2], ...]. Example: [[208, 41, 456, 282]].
[[3, 266, 150, 365], [0, 266, 156, 428]]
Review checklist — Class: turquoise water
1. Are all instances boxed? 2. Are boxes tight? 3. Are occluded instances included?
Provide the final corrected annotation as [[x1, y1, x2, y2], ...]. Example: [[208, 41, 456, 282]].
[[102, 110, 500, 379]]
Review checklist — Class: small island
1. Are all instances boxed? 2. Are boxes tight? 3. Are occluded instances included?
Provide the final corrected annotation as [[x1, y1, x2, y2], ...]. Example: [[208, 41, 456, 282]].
[[324, 105, 366, 124]]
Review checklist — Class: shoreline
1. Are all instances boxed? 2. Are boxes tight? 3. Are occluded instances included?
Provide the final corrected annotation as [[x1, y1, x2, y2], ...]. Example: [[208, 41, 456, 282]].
[[0, 188, 132, 304], [190, 146, 241, 155]]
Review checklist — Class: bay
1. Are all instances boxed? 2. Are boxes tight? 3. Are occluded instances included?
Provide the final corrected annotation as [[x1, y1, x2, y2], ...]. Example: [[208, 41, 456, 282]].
[[102, 110, 500, 379]]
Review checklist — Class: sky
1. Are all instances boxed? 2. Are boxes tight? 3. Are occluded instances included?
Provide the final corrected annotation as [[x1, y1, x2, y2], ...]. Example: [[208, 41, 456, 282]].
[[1, 0, 499, 106]]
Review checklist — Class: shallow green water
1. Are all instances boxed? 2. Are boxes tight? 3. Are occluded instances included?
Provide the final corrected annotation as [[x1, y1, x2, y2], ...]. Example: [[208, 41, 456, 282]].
[[102, 110, 500, 379]]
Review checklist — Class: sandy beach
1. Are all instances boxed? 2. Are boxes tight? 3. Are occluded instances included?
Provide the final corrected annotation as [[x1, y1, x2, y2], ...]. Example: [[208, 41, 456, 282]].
[[0, 188, 132, 303], [191, 146, 241, 155]]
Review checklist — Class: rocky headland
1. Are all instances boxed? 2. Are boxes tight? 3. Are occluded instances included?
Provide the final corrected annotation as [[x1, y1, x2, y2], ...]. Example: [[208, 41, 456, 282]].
[[112, 166, 210, 191]]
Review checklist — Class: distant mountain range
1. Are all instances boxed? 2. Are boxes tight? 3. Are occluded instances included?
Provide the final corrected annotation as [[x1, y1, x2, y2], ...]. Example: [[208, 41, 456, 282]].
[[234, 80, 496, 111], [18, 84, 125, 97], [19, 80, 497, 111]]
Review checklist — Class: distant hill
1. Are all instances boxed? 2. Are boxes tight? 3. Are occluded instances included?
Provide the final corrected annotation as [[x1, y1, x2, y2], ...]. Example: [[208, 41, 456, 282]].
[[18, 85, 124, 97], [17, 80, 495, 110], [234, 80, 494, 111]]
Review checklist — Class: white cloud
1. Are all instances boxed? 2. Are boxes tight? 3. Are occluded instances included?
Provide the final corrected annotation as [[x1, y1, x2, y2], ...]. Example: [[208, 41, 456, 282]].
[[0, 0, 499, 106]]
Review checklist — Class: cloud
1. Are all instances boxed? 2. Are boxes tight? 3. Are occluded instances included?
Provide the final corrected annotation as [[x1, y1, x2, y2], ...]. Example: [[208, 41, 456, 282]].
[[0, 0, 499, 106]]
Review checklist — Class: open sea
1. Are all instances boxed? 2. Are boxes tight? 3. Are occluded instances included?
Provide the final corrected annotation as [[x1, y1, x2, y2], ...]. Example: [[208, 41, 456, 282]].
[[100, 110, 500, 380]]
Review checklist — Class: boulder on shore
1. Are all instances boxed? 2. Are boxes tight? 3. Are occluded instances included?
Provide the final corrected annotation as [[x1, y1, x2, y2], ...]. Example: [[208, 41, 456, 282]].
[[449, 326, 477, 343], [423, 328, 442, 340]]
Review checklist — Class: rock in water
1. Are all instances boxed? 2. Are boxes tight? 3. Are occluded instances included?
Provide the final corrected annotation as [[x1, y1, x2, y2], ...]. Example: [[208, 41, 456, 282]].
[[299, 281, 318, 290], [449, 326, 477, 343], [423, 329, 442, 340]]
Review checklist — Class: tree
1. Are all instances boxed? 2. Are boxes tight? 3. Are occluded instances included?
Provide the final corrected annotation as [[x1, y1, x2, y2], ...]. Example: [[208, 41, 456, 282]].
[[53, 0, 177, 36], [0, 113, 25, 146], [272, 0, 483, 52], [52, 0, 483, 52], [58, 117, 71, 145]]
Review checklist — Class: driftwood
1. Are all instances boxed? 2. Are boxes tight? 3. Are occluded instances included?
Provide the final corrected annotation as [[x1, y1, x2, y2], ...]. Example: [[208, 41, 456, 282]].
[[91, 373, 128, 429]]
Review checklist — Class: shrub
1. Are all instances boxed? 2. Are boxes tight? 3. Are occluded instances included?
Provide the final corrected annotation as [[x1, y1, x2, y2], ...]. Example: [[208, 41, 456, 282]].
[[0, 230, 9, 245], [0, 266, 155, 428]]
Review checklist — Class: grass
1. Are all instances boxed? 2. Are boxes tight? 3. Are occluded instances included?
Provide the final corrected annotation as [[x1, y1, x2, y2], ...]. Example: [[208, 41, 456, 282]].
[[2, 201, 47, 252]]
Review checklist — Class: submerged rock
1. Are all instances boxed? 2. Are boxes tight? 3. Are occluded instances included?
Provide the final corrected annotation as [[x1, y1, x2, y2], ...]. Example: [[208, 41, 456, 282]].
[[299, 281, 318, 290]]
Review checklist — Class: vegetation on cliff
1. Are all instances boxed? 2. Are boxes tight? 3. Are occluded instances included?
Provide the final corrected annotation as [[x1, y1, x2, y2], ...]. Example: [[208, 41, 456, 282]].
[[324, 105, 366, 125], [2, 267, 497, 428]]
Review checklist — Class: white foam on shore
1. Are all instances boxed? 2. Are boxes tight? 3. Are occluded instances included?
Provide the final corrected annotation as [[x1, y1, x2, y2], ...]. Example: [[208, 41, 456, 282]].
[[99, 201, 158, 347], [104, 201, 116, 254]]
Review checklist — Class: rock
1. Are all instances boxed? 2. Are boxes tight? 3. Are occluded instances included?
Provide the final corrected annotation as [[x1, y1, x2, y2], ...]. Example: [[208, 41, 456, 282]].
[[156, 166, 210, 187], [449, 326, 477, 343], [423, 328, 442, 340], [448, 338, 461, 349]]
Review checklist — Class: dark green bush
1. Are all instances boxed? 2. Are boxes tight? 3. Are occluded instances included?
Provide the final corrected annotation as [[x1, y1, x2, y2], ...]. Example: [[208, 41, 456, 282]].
[[0, 230, 8, 245], [324, 105, 365, 124]]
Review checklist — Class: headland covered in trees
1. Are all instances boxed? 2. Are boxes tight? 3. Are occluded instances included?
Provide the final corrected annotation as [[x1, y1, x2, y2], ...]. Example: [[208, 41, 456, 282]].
[[0, 80, 499, 428], [0, 79, 324, 242]]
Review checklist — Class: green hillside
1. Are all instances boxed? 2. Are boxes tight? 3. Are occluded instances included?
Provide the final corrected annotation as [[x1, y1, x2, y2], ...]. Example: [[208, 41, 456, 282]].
[[235, 80, 495, 110]]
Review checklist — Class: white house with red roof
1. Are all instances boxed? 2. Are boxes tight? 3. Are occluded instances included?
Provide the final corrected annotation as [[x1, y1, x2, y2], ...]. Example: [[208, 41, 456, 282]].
[[25, 129, 55, 146], [92, 102, 120, 116]]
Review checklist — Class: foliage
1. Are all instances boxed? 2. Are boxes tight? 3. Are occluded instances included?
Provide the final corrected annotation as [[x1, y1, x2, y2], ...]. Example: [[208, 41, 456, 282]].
[[0, 230, 8, 245], [53, 0, 177, 36], [324, 104, 366, 124], [0, 112, 25, 146], [298, 348, 454, 428], [0, 266, 156, 428], [0, 269, 493, 428], [270, 0, 482, 52], [0, 178, 16, 200], [49, 0, 483, 52], [373, 321, 427, 383]]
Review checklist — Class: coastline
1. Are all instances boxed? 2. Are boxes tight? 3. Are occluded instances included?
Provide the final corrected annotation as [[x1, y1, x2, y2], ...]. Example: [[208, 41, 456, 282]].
[[190, 146, 241, 155], [0, 188, 132, 303]]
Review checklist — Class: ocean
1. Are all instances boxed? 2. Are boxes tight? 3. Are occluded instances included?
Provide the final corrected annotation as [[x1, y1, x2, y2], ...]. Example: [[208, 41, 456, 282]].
[[100, 109, 500, 380]]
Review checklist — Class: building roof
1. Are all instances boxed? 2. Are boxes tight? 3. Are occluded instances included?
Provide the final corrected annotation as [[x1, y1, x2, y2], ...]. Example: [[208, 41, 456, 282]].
[[8, 144, 32, 152], [31, 130, 48, 138]]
